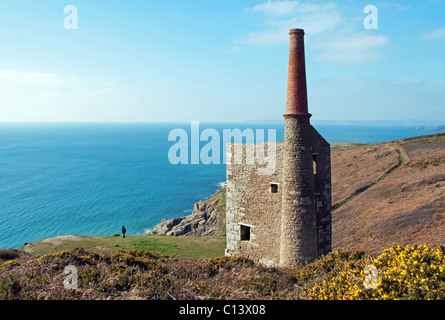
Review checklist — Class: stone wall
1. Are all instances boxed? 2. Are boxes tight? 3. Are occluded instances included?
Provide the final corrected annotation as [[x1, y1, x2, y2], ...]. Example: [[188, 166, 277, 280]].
[[225, 142, 283, 267], [280, 117, 318, 267], [225, 126, 331, 267], [310, 126, 332, 256]]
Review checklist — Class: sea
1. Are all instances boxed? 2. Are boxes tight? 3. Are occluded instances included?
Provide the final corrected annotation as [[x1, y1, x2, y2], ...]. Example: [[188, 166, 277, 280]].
[[0, 121, 441, 249]]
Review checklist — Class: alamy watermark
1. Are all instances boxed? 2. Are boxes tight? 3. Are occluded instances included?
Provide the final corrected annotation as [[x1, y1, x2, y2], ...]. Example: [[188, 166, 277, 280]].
[[168, 121, 277, 175], [62, 4, 378, 31], [363, 264, 379, 289], [63, 265, 78, 290], [364, 5, 378, 30], [64, 5, 78, 30]]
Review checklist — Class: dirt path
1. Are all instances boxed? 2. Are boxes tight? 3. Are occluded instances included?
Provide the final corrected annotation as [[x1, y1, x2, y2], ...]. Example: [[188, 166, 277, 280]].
[[332, 142, 407, 211]]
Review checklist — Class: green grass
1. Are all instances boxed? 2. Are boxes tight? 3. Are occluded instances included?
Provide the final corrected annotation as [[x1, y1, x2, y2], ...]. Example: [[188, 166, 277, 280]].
[[24, 234, 226, 260], [389, 143, 407, 166]]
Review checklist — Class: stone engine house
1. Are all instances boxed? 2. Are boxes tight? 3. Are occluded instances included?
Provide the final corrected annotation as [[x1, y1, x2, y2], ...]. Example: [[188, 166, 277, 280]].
[[225, 29, 332, 268]]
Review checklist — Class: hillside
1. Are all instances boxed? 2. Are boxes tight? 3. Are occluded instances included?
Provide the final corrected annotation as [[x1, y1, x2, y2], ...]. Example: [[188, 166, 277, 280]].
[[1, 132, 445, 300], [1, 245, 444, 300], [153, 132, 445, 255], [332, 133, 445, 254]]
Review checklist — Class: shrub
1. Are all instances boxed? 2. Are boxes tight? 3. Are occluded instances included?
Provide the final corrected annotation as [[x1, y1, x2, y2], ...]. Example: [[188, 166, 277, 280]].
[[310, 245, 445, 300], [1, 246, 444, 300], [200, 256, 254, 276], [0, 249, 20, 261]]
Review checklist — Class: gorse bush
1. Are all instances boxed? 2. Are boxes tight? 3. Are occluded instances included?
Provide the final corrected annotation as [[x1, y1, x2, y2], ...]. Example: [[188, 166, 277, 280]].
[[310, 245, 445, 300], [0, 245, 444, 300]]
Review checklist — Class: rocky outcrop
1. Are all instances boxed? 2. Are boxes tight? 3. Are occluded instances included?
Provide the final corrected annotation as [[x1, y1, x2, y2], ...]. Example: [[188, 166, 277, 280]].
[[151, 187, 226, 236]]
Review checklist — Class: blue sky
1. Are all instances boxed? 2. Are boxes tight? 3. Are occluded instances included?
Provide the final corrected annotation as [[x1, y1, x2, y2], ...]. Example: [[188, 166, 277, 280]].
[[0, 0, 443, 123]]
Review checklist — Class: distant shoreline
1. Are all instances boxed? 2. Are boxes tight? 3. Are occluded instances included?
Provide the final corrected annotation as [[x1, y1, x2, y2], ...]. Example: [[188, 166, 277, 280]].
[[411, 124, 445, 131]]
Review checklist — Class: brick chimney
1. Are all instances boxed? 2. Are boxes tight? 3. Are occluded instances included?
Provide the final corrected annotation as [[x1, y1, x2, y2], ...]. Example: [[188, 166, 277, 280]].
[[284, 28, 311, 119], [225, 28, 332, 268], [280, 28, 318, 266]]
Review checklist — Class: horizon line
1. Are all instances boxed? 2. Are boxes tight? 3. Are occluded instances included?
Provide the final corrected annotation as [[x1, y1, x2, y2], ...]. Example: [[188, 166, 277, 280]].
[[0, 120, 441, 125]]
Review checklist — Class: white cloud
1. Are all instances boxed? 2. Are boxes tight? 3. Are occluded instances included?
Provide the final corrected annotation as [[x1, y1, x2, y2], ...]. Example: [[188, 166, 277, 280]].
[[239, 0, 390, 64], [0, 70, 63, 86], [247, 0, 337, 16], [420, 27, 445, 40], [227, 46, 246, 53], [241, 1, 341, 45], [247, 0, 300, 15], [314, 33, 390, 63], [378, 2, 412, 11]]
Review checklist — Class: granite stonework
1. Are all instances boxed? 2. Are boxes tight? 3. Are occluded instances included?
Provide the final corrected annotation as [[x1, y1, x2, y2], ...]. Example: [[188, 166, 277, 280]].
[[225, 29, 332, 267]]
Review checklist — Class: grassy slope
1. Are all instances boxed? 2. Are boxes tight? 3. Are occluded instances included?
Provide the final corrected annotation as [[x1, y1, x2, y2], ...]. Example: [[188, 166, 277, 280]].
[[22, 187, 228, 260], [23, 235, 226, 260]]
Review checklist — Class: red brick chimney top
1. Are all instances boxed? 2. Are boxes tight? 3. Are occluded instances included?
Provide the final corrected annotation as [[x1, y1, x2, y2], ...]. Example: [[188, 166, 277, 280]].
[[284, 28, 311, 119]]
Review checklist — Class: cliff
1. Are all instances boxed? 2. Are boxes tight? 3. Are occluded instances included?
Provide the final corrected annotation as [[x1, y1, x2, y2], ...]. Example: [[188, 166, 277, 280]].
[[151, 187, 226, 236]]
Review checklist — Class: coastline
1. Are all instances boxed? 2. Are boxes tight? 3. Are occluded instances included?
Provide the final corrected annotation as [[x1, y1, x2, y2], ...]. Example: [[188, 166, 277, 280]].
[[2, 132, 445, 251]]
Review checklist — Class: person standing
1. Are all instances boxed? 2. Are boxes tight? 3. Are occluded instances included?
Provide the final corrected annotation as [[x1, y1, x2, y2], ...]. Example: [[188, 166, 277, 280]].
[[122, 226, 126, 238]]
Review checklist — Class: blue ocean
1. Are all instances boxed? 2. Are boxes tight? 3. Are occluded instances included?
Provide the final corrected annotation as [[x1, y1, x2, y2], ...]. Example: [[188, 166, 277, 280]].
[[0, 122, 439, 249]]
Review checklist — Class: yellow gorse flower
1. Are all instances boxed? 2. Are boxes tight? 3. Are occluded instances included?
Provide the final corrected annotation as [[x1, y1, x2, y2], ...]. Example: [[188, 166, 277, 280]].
[[310, 245, 445, 300]]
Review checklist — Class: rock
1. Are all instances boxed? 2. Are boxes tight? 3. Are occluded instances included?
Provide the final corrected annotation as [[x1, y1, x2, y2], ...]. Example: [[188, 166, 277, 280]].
[[151, 187, 226, 237], [194, 200, 206, 212], [152, 217, 186, 235]]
